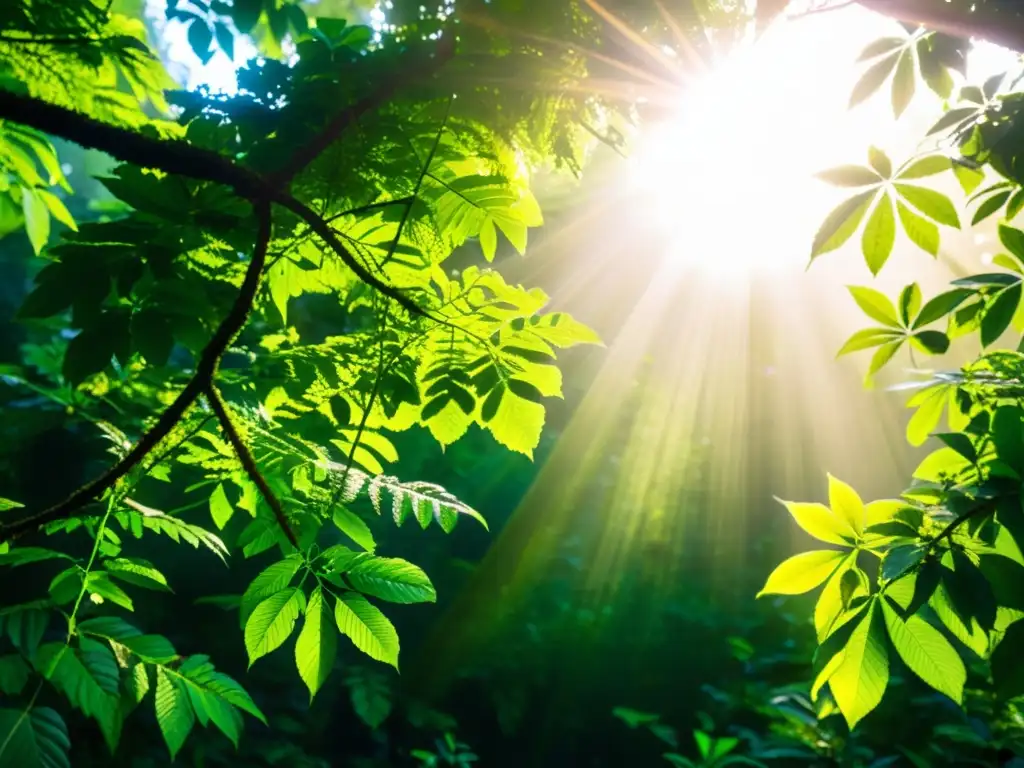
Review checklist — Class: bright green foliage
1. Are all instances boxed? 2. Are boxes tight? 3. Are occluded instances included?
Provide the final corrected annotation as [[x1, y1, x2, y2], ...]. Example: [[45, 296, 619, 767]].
[[770, 28, 1024, 731], [0, 0, 604, 760]]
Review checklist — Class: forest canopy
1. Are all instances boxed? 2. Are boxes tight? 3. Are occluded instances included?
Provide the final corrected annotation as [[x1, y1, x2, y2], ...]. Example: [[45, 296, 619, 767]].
[[3, 0, 1024, 766]]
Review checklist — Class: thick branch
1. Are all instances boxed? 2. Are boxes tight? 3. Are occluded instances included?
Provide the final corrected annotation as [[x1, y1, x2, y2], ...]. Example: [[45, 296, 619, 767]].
[[857, 0, 1024, 52], [0, 89, 269, 198], [205, 386, 299, 550], [0, 201, 274, 542]]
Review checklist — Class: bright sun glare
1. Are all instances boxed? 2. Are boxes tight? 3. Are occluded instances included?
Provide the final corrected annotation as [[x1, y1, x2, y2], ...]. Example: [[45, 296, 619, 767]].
[[629, 9, 1020, 281]]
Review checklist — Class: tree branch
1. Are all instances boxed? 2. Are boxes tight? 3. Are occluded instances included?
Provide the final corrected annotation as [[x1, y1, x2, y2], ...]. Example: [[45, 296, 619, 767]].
[[273, 192, 433, 319], [0, 89, 269, 198], [205, 385, 299, 550], [270, 35, 456, 186], [0, 200, 275, 542], [857, 0, 1024, 53]]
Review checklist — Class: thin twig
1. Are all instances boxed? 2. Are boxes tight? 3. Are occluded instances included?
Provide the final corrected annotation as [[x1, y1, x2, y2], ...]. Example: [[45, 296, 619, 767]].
[[930, 498, 997, 547], [382, 96, 453, 267], [273, 192, 431, 319], [205, 386, 299, 549]]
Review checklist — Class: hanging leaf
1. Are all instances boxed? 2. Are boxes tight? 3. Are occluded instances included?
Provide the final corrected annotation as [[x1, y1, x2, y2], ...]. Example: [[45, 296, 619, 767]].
[[155, 667, 194, 760], [244, 587, 306, 666], [334, 593, 400, 669], [828, 600, 889, 728], [881, 600, 965, 703], [811, 192, 875, 259], [294, 587, 337, 700], [850, 53, 900, 108], [862, 192, 896, 274]]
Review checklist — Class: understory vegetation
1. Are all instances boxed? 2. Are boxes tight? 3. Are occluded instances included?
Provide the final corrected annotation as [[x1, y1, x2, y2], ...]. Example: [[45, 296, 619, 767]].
[[1, 0, 1024, 766]]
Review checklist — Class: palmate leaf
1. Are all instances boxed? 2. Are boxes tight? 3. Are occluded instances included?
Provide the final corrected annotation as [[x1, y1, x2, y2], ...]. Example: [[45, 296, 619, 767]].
[[0, 707, 71, 768]]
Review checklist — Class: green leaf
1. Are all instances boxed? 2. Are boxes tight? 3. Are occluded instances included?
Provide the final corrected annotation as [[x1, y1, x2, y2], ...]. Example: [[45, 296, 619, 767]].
[[0, 654, 30, 695], [837, 328, 902, 356], [952, 162, 984, 194], [858, 36, 906, 61], [861, 193, 896, 274], [34, 641, 119, 747], [776, 498, 856, 545], [829, 601, 889, 729], [240, 555, 303, 628], [912, 289, 971, 328], [891, 51, 915, 117], [507, 378, 544, 404], [1000, 223, 1024, 261], [182, 661, 263, 745], [811, 192, 875, 259], [867, 147, 892, 179], [848, 286, 901, 328], [898, 283, 922, 326], [828, 475, 865, 536], [991, 619, 1024, 699], [103, 557, 171, 592], [881, 544, 925, 582], [0, 707, 71, 768], [758, 550, 847, 597], [982, 284, 1022, 346], [882, 600, 965, 703], [208, 483, 233, 530], [21, 187, 50, 254], [155, 666, 194, 760], [815, 166, 882, 187], [334, 592, 400, 669], [244, 587, 305, 666], [895, 184, 960, 228], [930, 584, 989, 658], [973, 190, 1011, 225], [866, 340, 903, 381], [898, 155, 951, 179], [0, 547, 73, 567], [294, 587, 337, 701], [896, 200, 939, 257], [332, 507, 376, 552], [911, 330, 950, 355], [850, 53, 900, 108], [345, 557, 436, 604]]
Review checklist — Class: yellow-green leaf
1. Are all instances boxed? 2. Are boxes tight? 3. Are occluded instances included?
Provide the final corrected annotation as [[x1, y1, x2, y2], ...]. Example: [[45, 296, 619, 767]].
[[758, 550, 847, 597], [776, 499, 856, 545]]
